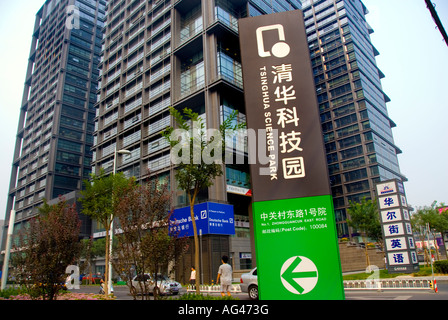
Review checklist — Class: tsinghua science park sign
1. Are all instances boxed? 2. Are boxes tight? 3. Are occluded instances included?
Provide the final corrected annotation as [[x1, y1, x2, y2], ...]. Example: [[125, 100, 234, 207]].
[[239, 10, 344, 300], [376, 180, 419, 274]]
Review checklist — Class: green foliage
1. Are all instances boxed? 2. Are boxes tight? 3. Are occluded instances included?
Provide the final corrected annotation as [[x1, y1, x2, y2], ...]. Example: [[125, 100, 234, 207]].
[[0, 287, 23, 299], [343, 269, 399, 280], [80, 170, 134, 225], [81, 237, 106, 260], [79, 169, 136, 295], [80, 238, 107, 284], [342, 266, 438, 280], [412, 202, 448, 234], [347, 197, 382, 244], [175, 293, 239, 300], [162, 107, 245, 195], [411, 201, 448, 262], [434, 260, 448, 274]]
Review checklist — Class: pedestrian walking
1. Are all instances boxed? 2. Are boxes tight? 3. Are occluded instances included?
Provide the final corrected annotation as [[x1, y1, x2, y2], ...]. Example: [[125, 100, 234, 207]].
[[217, 255, 232, 297], [99, 279, 105, 294], [189, 266, 196, 289]]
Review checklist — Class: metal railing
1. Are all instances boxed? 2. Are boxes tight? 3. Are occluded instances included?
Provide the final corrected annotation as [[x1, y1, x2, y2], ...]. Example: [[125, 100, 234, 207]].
[[187, 284, 242, 293], [343, 278, 433, 290]]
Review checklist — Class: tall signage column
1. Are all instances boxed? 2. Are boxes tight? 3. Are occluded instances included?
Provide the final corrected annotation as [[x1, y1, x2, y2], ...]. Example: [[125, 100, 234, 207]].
[[375, 180, 419, 273], [238, 11, 344, 300]]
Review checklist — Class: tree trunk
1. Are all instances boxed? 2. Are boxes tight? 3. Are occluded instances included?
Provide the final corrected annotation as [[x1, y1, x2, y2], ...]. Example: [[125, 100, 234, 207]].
[[419, 228, 430, 267], [364, 237, 371, 271], [365, 246, 371, 271], [189, 190, 201, 295], [431, 231, 440, 261]]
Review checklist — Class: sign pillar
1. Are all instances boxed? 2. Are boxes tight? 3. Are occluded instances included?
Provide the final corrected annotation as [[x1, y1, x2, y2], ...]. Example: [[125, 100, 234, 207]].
[[375, 180, 419, 273], [239, 10, 344, 300]]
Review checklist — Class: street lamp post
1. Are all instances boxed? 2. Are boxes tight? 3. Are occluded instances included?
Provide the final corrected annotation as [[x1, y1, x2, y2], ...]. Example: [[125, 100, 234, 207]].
[[108, 148, 131, 295], [1, 210, 16, 291], [426, 223, 436, 293]]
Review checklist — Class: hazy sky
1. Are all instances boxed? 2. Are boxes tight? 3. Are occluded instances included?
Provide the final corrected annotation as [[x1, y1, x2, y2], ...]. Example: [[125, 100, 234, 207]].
[[0, 0, 447, 221]]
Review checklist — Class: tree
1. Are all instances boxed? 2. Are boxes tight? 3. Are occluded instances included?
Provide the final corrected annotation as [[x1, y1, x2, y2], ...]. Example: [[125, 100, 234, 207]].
[[79, 169, 135, 295], [80, 237, 106, 284], [12, 198, 81, 300], [162, 107, 244, 294], [347, 197, 382, 271], [411, 210, 430, 266], [411, 201, 448, 263], [113, 174, 187, 300]]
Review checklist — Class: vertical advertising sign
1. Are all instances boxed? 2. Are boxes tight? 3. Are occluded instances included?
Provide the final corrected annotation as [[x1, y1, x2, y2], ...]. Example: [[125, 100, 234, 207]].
[[376, 180, 419, 273], [239, 11, 344, 300]]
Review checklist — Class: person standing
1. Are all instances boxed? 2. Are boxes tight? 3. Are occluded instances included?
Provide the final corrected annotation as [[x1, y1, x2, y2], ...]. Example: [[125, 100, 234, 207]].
[[217, 255, 232, 297], [189, 266, 196, 289]]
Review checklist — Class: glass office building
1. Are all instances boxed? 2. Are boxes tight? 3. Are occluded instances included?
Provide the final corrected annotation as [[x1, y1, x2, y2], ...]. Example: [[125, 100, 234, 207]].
[[2, 0, 106, 248]]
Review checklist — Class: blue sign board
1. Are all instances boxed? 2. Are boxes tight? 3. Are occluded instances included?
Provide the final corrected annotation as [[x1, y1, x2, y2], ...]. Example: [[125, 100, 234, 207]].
[[170, 202, 235, 237]]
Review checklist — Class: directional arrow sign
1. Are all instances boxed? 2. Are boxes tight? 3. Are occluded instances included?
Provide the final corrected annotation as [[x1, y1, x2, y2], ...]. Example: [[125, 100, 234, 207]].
[[280, 256, 318, 295]]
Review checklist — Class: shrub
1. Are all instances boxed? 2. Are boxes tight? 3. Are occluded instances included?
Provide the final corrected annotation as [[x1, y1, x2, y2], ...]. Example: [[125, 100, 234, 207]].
[[434, 260, 448, 274], [3, 292, 116, 300], [0, 287, 22, 299]]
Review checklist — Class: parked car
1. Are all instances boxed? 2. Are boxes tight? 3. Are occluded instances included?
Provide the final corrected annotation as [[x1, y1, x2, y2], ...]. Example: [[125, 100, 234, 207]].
[[240, 268, 258, 300], [129, 273, 181, 296]]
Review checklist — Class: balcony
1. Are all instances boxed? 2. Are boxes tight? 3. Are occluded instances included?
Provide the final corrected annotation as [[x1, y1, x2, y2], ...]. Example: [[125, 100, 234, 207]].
[[178, 3, 203, 47], [126, 52, 144, 70], [147, 154, 170, 172], [148, 116, 170, 136], [125, 81, 143, 98], [149, 80, 171, 100]]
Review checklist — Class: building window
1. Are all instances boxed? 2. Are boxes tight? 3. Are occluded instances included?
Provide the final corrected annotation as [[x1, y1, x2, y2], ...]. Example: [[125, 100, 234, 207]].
[[217, 51, 243, 88], [215, 0, 239, 32], [180, 5, 202, 44], [58, 139, 82, 153], [180, 52, 204, 96]]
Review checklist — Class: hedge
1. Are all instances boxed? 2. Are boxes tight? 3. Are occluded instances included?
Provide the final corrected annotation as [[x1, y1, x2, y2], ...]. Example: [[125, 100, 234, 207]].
[[434, 260, 448, 274]]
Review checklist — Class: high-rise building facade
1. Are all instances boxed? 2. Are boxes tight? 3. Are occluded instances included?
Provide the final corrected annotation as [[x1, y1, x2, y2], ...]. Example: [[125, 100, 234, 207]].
[[2, 0, 106, 247], [93, 0, 405, 276], [301, 0, 406, 237]]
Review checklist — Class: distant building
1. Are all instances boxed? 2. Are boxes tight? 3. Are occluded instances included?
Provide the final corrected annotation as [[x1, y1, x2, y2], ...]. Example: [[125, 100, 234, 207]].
[[1, 0, 105, 251]]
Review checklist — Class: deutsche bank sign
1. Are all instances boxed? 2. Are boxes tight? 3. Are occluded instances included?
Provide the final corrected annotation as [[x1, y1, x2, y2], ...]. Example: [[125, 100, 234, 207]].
[[170, 202, 235, 238]]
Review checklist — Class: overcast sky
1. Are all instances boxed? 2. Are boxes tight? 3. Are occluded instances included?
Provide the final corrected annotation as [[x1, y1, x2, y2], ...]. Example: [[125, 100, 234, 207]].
[[0, 0, 447, 221]]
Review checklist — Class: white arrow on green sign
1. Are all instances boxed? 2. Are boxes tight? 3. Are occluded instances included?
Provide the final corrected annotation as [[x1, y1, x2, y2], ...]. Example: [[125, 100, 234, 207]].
[[280, 256, 318, 295]]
